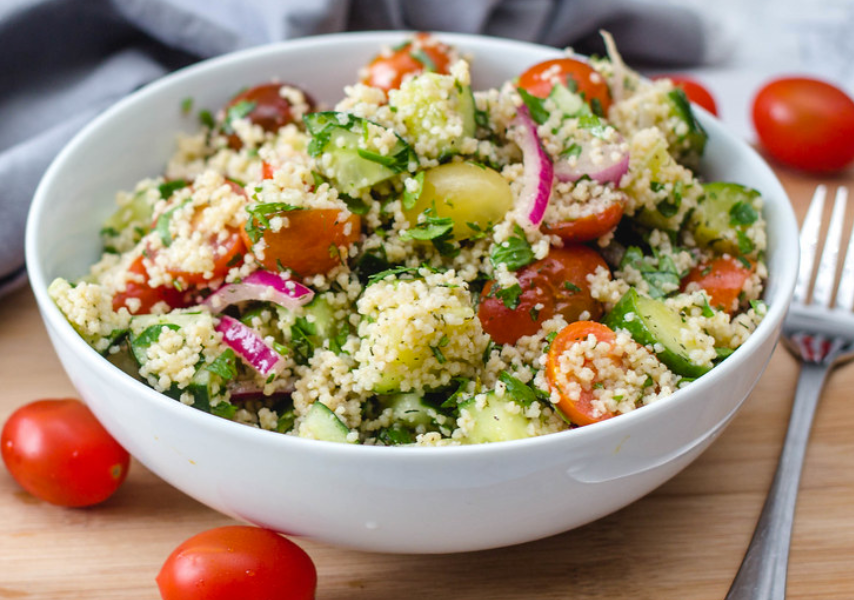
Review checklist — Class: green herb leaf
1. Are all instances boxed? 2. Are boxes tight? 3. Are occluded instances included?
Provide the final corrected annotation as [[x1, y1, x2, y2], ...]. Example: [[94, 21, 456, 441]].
[[490, 226, 535, 271], [198, 109, 215, 129], [366, 265, 421, 285], [496, 283, 523, 310], [402, 172, 425, 211], [181, 97, 194, 115], [244, 202, 303, 244], [205, 349, 237, 380], [222, 100, 257, 134], [211, 402, 238, 419], [441, 377, 472, 409], [577, 113, 610, 139], [730, 201, 759, 226], [410, 48, 437, 72], [517, 87, 550, 125], [158, 179, 188, 200], [560, 142, 582, 159], [736, 230, 755, 255], [155, 200, 189, 247], [498, 371, 546, 407], [700, 296, 715, 318]]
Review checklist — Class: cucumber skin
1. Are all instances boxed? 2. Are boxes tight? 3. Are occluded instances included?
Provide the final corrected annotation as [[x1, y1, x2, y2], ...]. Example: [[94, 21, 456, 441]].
[[603, 288, 711, 379], [301, 402, 354, 444]]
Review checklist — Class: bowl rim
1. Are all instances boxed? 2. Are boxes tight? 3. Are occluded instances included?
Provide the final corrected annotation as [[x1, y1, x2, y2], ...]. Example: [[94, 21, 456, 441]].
[[25, 31, 800, 458]]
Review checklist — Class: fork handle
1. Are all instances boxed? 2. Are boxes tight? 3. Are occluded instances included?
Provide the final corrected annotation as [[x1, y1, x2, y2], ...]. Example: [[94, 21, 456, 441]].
[[725, 362, 830, 600]]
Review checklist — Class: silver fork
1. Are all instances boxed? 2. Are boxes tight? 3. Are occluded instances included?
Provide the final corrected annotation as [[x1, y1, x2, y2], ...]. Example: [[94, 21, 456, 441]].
[[726, 185, 854, 600]]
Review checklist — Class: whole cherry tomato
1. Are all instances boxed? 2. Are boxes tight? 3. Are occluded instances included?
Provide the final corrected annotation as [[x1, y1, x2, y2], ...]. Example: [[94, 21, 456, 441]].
[[752, 77, 854, 173], [157, 526, 317, 600], [682, 257, 753, 314], [1, 399, 130, 507], [478, 245, 608, 345], [362, 32, 454, 94], [546, 321, 620, 426], [241, 208, 360, 277], [223, 83, 315, 149], [653, 75, 718, 116], [518, 58, 612, 114], [542, 202, 624, 243]]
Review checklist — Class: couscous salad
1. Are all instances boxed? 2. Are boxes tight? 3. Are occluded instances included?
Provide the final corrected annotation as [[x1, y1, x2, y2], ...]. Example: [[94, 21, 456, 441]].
[[49, 33, 768, 445]]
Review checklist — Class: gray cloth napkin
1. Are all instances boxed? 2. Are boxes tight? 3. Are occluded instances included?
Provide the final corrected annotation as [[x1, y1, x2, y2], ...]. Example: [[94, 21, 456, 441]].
[[1, 0, 713, 297]]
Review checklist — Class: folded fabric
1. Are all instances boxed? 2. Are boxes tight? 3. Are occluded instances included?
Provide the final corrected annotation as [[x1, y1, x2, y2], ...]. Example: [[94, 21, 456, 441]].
[[0, 0, 714, 298]]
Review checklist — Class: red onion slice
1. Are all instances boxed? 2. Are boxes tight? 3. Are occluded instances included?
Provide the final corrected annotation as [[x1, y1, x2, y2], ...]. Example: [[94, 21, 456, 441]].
[[511, 105, 554, 230], [553, 140, 630, 186], [204, 269, 314, 312], [216, 315, 284, 376]]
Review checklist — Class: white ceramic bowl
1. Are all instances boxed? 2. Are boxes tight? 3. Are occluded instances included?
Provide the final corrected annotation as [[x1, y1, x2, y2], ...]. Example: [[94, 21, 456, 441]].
[[26, 32, 798, 553]]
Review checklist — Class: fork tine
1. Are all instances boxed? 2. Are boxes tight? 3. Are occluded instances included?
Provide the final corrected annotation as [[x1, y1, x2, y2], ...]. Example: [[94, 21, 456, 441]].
[[834, 188, 854, 310], [793, 185, 827, 304], [813, 186, 847, 307]]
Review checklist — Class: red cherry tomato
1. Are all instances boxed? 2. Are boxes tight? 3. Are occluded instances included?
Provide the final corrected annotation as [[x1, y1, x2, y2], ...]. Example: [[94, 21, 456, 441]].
[[542, 202, 624, 243], [653, 75, 718, 116], [752, 77, 854, 173], [546, 321, 620, 426], [157, 526, 317, 600], [241, 208, 360, 277], [1, 399, 130, 507], [682, 257, 753, 314], [362, 32, 454, 94], [478, 245, 608, 345], [112, 255, 189, 314], [224, 83, 315, 149], [165, 226, 246, 286], [518, 58, 612, 114]]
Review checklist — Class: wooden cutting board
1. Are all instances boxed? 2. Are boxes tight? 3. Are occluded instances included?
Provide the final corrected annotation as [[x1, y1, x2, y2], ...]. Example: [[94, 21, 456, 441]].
[[1, 166, 853, 600]]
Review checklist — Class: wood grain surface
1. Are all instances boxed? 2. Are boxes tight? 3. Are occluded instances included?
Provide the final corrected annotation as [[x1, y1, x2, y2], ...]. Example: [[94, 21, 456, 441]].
[[2, 165, 853, 599]]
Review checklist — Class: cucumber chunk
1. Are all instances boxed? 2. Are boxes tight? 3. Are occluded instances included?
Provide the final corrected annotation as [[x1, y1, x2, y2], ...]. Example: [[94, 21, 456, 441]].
[[459, 392, 532, 444], [304, 112, 414, 194], [689, 182, 761, 256], [299, 402, 354, 443], [603, 288, 711, 378], [377, 393, 435, 428]]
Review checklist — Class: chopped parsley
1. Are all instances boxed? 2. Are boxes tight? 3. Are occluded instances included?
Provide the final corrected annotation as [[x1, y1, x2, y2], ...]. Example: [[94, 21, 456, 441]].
[[409, 48, 437, 72], [499, 371, 547, 407], [402, 171, 425, 211], [244, 202, 303, 244], [495, 283, 523, 310], [158, 179, 188, 199], [205, 349, 238, 381], [222, 100, 257, 134], [517, 87, 550, 125], [730, 201, 759, 226], [490, 225, 535, 271], [401, 206, 458, 256]]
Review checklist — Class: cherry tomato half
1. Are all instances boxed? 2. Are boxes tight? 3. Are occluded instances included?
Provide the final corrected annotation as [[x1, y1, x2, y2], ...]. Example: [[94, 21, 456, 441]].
[[682, 257, 753, 314], [112, 255, 189, 314], [752, 77, 854, 173], [241, 208, 361, 277], [518, 58, 612, 114], [157, 526, 317, 600], [479, 245, 608, 345], [362, 32, 454, 94], [546, 321, 619, 426], [653, 75, 718, 116], [224, 83, 315, 150], [1, 399, 130, 507], [542, 202, 624, 243]]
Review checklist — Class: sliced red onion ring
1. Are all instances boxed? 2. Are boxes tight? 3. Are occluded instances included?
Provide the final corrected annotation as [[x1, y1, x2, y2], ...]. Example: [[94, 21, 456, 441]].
[[511, 105, 553, 230], [203, 269, 314, 312], [216, 315, 284, 376], [553, 140, 630, 186]]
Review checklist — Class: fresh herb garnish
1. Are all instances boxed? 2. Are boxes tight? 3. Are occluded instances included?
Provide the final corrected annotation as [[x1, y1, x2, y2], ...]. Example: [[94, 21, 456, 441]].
[[244, 202, 303, 244], [402, 172, 425, 211], [401, 205, 458, 257], [222, 100, 257, 134], [496, 283, 523, 310], [490, 225, 535, 271], [499, 371, 547, 407], [158, 179, 188, 200], [409, 48, 437, 72], [517, 87, 550, 125], [205, 349, 238, 380], [730, 201, 759, 226]]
